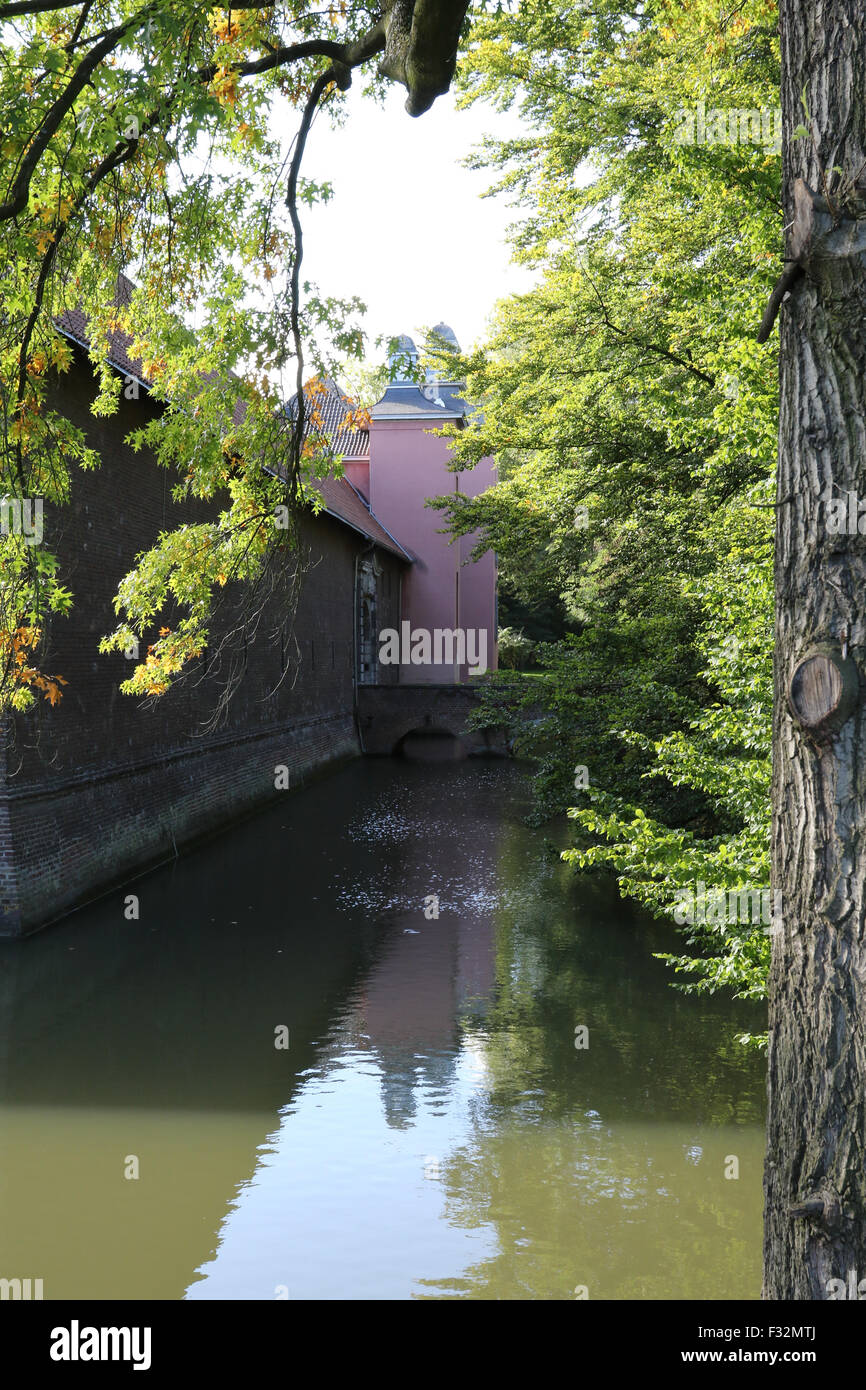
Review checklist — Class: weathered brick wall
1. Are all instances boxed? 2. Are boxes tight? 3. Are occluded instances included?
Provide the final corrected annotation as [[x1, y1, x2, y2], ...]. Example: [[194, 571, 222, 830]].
[[0, 350, 402, 936]]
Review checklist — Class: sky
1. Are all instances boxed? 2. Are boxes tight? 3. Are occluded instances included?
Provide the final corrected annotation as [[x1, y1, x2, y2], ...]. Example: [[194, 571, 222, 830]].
[[286, 83, 535, 364]]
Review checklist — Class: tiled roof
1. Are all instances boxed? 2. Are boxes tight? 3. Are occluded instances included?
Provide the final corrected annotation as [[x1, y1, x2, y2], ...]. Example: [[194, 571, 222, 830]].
[[54, 275, 250, 428], [286, 378, 410, 556], [53, 281, 408, 560], [290, 376, 370, 459], [55, 273, 151, 387]]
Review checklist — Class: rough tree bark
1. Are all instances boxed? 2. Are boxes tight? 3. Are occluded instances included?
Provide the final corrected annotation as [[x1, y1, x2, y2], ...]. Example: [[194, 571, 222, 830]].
[[765, 0, 866, 1299], [380, 0, 470, 114]]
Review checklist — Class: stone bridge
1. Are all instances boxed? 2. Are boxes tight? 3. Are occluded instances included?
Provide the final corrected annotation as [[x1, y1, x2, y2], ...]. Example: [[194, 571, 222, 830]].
[[357, 684, 508, 757]]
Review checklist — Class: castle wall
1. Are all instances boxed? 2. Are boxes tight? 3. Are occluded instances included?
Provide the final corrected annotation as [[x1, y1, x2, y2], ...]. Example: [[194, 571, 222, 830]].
[[368, 419, 497, 683], [0, 352, 402, 937]]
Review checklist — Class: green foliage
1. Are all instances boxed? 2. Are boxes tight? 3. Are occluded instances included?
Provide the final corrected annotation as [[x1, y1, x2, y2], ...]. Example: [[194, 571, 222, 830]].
[[448, 0, 780, 1040], [497, 625, 535, 669], [0, 2, 394, 706]]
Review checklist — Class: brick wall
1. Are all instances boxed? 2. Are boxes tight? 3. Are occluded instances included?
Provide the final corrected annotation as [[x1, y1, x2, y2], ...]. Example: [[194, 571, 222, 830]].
[[0, 349, 402, 936]]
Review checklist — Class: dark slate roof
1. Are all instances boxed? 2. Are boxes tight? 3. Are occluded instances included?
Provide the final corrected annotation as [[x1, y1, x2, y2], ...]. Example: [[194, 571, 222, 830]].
[[371, 381, 469, 420], [53, 281, 409, 560], [429, 322, 460, 351], [55, 273, 151, 388]]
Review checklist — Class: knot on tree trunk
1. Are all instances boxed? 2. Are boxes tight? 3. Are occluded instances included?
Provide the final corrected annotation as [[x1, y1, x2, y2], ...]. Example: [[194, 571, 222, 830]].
[[787, 644, 860, 740], [379, 0, 470, 115], [788, 1189, 842, 1229], [788, 177, 866, 261]]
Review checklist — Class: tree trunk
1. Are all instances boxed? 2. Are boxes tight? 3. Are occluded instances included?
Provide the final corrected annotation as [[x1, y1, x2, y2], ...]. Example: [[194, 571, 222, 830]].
[[766, 0, 866, 1299]]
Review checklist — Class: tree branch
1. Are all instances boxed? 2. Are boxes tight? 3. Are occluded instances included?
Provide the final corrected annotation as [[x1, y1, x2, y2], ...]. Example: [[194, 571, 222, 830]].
[[198, 21, 386, 85], [64, 0, 93, 51], [757, 261, 804, 343], [198, 40, 350, 85], [13, 100, 162, 481], [0, 0, 86, 17], [0, 8, 152, 222], [588, 295, 716, 387], [284, 70, 334, 492], [380, 0, 469, 115]]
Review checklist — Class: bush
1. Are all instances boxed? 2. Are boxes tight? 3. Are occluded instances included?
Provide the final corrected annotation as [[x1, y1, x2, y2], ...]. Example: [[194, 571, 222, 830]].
[[497, 626, 535, 670]]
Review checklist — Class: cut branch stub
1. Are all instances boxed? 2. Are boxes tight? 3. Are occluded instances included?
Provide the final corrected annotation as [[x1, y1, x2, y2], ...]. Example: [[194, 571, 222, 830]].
[[788, 644, 860, 736], [791, 176, 866, 265], [789, 178, 832, 262], [757, 179, 866, 342]]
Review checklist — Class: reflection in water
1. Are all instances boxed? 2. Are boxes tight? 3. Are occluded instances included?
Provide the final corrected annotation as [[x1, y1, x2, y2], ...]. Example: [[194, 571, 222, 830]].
[[0, 761, 766, 1300]]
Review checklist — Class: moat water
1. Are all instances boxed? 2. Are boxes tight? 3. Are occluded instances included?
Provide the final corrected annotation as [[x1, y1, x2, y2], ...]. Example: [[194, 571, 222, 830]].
[[0, 759, 766, 1300]]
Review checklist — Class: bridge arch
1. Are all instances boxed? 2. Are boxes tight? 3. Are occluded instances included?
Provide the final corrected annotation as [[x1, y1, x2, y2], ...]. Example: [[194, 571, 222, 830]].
[[356, 684, 508, 758], [393, 723, 469, 759]]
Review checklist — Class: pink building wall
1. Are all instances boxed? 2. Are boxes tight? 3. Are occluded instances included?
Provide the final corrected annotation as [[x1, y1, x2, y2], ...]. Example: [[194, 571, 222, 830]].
[[343, 457, 370, 500], [368, 417, 497, 684]]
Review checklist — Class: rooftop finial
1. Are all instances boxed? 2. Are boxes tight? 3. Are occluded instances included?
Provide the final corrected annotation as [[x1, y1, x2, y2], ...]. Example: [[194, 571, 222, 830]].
[[389, 333, 418, 382], [430, 322, 460, 352]]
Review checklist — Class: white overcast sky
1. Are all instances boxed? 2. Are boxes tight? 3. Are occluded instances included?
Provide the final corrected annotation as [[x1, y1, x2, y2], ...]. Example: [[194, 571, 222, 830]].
[[288, 83, 535, 362]]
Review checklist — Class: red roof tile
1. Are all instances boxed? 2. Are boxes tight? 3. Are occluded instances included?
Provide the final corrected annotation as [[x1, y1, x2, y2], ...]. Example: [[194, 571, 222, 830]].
[[313, 474, 410, 560]]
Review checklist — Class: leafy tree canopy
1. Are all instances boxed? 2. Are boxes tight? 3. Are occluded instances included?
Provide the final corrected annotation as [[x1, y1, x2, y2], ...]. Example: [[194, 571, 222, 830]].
[[0, 0, 469, 706], [431, 0, 781, 1038]]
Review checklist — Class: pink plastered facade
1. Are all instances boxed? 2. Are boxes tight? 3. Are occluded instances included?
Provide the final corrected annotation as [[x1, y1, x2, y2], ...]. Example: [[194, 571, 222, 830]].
[[310, 327, 498, 686], [367, 412, 497, 683]]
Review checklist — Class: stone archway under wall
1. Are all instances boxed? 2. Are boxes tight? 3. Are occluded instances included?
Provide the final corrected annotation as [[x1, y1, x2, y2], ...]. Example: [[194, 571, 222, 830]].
[[395, 726, 468, 760], [356, 684, 508, 757]]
